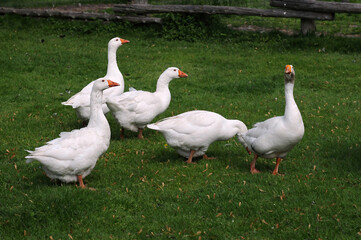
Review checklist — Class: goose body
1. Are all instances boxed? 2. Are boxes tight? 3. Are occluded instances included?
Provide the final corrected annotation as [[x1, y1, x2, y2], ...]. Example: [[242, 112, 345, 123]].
[[26, 79, 120, 188], [62, 37, 129, 122], [106, 67, 188, 139], [238, 65, 304, 175], [148, 110, 248, 163]]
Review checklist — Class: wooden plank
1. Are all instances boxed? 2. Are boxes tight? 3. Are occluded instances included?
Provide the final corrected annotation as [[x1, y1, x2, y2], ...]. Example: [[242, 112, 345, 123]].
[[0, 7, 161, 23], [114, 4, 334, 20], [270, 0, 361, 14]]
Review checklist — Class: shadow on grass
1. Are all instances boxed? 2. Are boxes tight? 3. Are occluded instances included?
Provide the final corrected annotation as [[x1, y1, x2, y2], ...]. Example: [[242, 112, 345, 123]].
[[319, 140, 361, 174]]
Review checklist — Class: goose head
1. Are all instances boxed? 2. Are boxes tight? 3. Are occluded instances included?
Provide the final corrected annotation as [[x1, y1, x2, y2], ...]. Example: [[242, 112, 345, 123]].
[[94, 79, 120, 91], [108, 37, 130, 49], [284, 65, 295, 83], [163, 67, 188, 79]]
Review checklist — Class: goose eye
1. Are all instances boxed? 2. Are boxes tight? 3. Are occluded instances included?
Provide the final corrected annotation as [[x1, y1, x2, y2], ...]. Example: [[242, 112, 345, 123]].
[[116, 39, 119, 41], [173, 69, 176, 71], [102, 80, 105, 82]]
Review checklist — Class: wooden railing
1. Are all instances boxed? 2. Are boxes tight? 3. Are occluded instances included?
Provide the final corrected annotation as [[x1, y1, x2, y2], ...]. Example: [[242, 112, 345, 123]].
[[1, 0, 360, 35]]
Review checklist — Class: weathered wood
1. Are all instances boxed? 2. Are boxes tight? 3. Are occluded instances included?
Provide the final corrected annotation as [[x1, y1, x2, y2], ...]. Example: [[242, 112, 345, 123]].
[[114, 4, 334, 20], [0, 7, 161, 23], [132, 0, 148, 4], [301, 18, 316, 34], [270, 0, 361, 14]]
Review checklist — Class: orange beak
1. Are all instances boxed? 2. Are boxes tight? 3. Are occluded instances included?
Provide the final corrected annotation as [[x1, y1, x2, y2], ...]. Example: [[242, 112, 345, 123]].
[[107, 80, 120, 87], [178, 70, 188, 78], [120, 39, 130, 44], [285, 65, 292, 74]]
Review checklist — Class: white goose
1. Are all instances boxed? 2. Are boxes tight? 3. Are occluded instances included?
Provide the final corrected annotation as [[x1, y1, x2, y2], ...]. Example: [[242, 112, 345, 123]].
[[106, 67, 188, 139], [147, 110, 248, 163], [238, 65, 304, 175], [62, 37, 129, 123], [26, 79, 120, 188]]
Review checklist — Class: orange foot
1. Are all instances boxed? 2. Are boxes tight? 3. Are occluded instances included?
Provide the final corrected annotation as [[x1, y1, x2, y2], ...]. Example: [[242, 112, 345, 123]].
[[251, 168, 260, 174], [272, 171, 284, 176], [203, 154, 216, 160]]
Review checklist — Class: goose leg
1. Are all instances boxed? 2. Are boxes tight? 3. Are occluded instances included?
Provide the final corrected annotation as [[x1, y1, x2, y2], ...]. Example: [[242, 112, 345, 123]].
[[250, 154, 260, 174], [77, 175, 86, 189], [186, 150, 196, 164], [137, 128, 144, 139], [272, 157, 282, 175], [246, 147, 252, 155], [120, 128, 125, 139]]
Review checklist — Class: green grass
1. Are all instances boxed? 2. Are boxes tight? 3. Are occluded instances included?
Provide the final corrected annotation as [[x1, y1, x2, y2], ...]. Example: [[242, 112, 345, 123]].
[[1, 15, 361, 239]]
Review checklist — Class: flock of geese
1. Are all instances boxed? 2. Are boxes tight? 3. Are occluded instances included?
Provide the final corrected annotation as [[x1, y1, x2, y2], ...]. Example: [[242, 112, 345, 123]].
[[25, 37, 304, 189]]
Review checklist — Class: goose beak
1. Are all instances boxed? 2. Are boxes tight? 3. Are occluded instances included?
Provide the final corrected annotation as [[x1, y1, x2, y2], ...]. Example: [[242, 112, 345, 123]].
[[120, 39, 130, 44], [178, 70, 188, 78], [285, 65, 292, 74], [107, 80, 120, 87]]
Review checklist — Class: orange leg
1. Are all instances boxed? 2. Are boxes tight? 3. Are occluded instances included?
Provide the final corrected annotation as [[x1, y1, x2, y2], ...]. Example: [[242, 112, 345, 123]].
[[137, 128, 144, 139], [186, 150, 196, 164], [77, 175, 86, 189], [246, 147, 252, 155], [250, 154, 260, 174], [120, 128, 125, 139], [272, 157, 282, 175]]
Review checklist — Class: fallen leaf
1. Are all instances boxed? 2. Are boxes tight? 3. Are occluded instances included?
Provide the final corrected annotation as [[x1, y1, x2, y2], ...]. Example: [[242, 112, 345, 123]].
[[68, 234, 73, 240], [216, 213, 222, 217], [280, 190, 286, 201], [259, 188, 265, 193], [262, 219, 268, 225], [138, 228, 143, 234]]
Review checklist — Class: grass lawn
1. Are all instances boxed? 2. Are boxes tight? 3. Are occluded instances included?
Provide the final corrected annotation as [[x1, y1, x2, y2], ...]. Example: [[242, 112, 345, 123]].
[[0, 14, 361, 239]]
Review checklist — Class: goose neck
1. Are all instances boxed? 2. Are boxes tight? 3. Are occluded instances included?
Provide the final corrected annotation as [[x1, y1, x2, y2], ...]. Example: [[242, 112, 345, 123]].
[[284, 81, 299, 120], [220, 120, 247, 140], [106, 46, 121, 78], [156, 75, 172, 92], [88, 89, 109, 130]]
